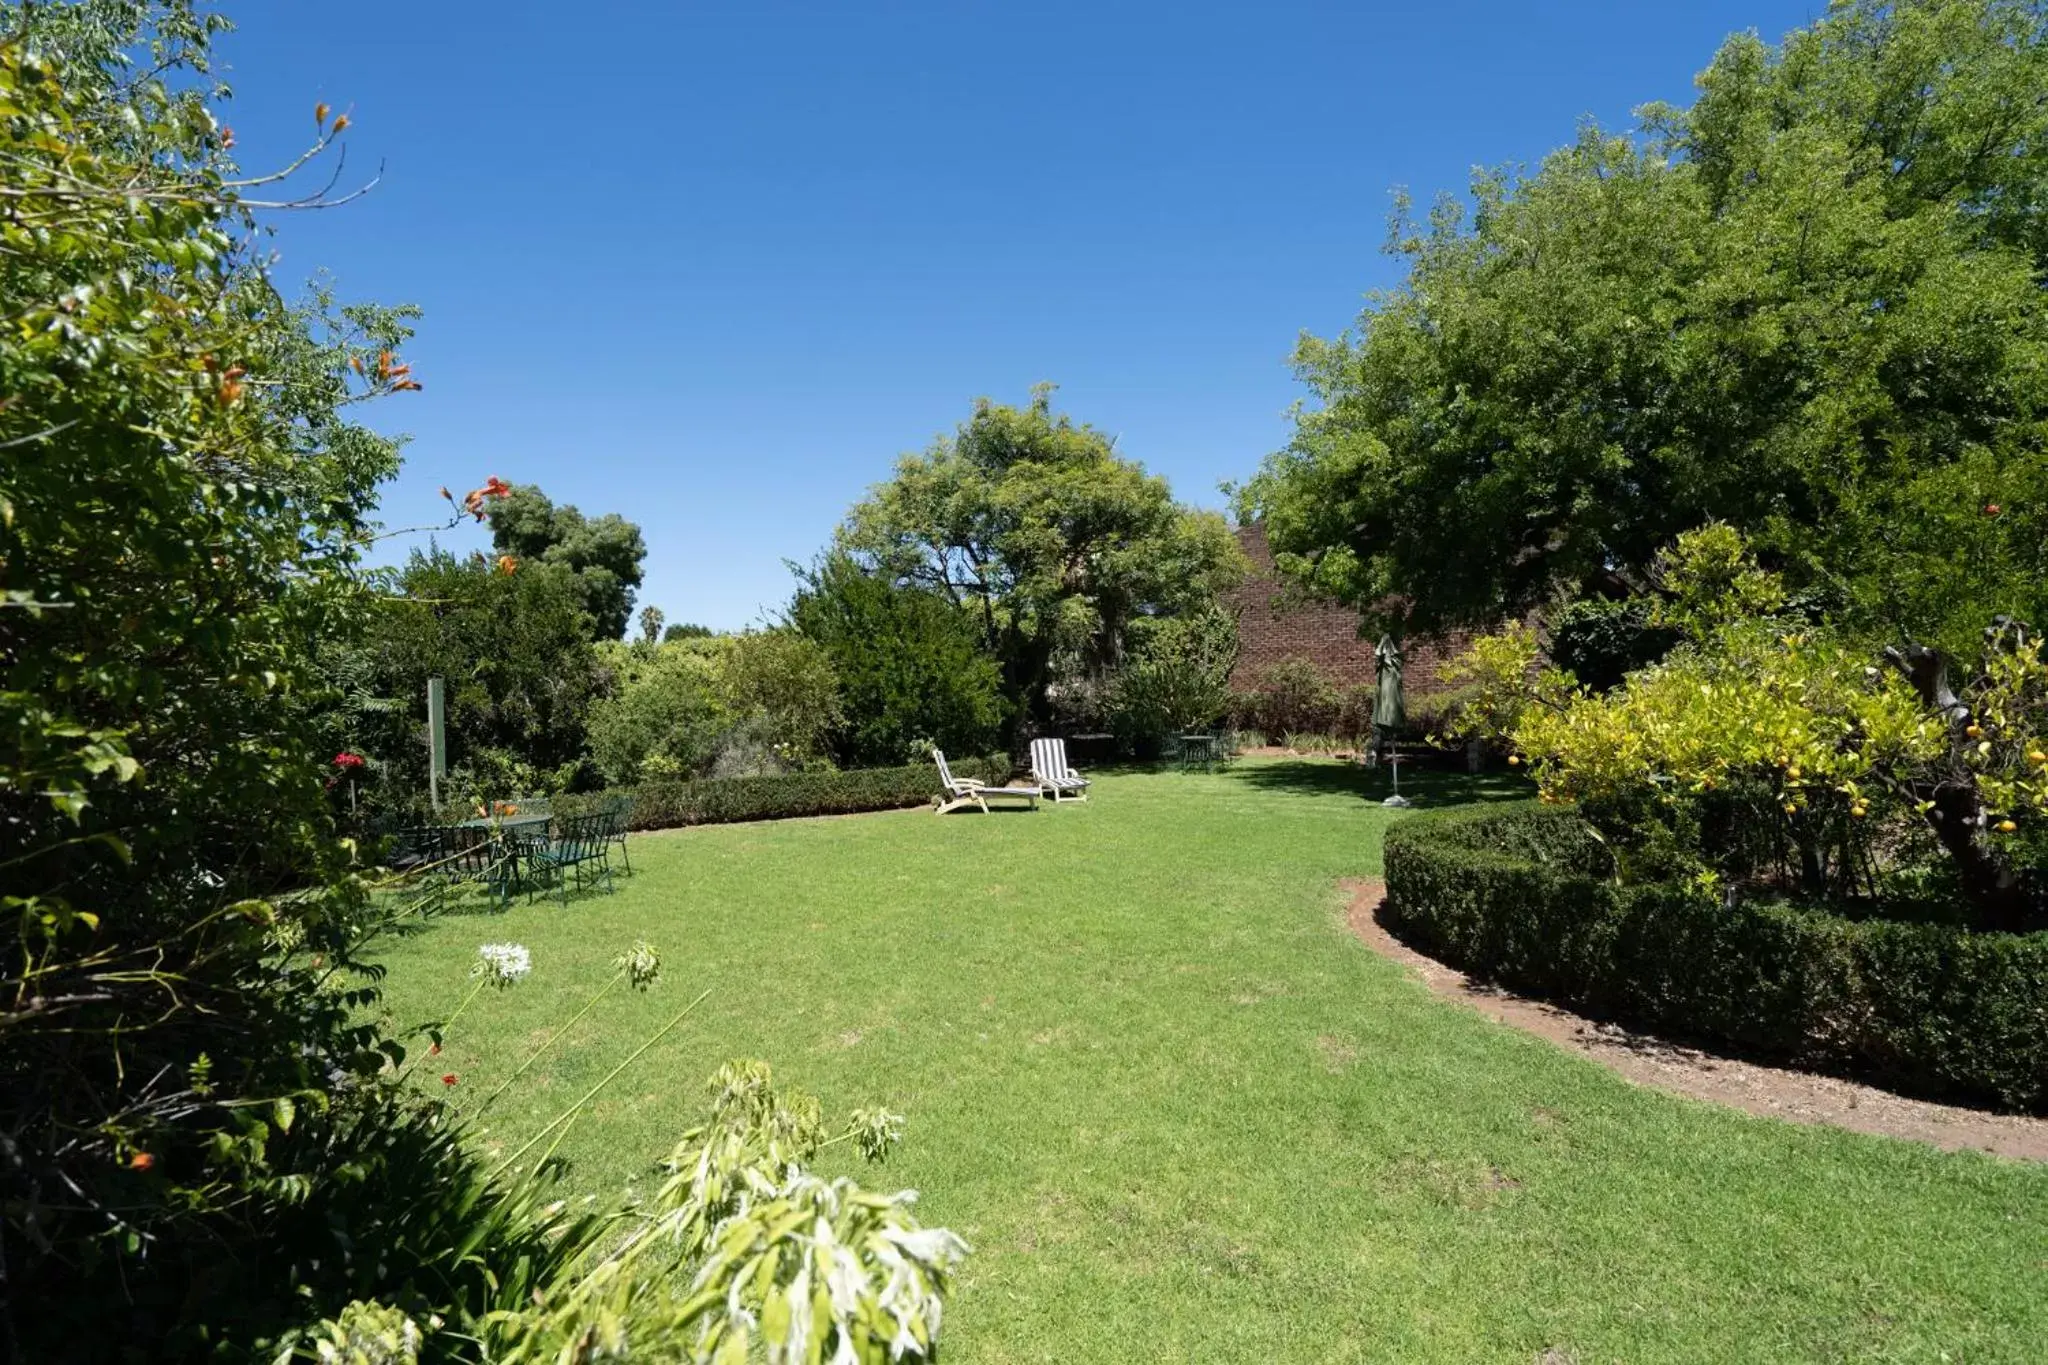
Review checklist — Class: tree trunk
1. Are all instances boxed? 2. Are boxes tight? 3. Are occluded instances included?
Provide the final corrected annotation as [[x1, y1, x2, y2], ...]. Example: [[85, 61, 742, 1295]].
[[1882, 643, 2038, 933]]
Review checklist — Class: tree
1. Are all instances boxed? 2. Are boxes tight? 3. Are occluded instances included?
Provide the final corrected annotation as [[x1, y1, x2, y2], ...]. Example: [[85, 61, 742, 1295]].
[[487, 483, 647, 640], [715, 630, 843, 768], [1103, 608, 1240, 752], [789, 554, 1006, 766], [637, 603, 665, 645], [585, 639, 726, 783], [1239, 0, 2048, 662], [838, 386, 1244, 727], [0, 6, 422, 1349], [369, 549, 605, 798], [1455, 527, 2048, 932], [663, 621, 715, 642]]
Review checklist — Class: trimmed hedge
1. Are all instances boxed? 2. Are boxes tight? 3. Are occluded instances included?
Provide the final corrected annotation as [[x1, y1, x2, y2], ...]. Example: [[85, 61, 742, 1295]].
[[564, 755, 1012, 832], [1383, 803, 2048, 1113]]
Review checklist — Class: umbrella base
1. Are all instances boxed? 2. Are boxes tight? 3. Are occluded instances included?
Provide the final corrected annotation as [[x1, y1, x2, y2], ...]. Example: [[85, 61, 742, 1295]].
[[1382, 794, 1413, 808]]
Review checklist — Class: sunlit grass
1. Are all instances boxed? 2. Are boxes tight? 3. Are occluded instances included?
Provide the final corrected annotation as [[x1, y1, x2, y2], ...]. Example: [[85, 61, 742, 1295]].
[[374, 761, 2048, 1363]]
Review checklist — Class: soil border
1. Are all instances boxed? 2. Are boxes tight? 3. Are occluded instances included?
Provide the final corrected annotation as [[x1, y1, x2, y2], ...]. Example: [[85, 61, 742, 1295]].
[[1342, 877, 2048, 1162]]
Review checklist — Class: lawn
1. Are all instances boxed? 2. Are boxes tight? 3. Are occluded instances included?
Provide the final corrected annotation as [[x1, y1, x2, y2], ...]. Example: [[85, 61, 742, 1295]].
[[373, 762, 2048, 1363]]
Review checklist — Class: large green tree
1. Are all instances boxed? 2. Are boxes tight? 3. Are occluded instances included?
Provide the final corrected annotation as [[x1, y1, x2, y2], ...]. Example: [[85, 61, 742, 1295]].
[[486, 483, 646, 640], [790, 553, 1006, 766], [366, 549, 605, 800], [839, 386, 1244, 726], [1239, 0, 2048, 662]]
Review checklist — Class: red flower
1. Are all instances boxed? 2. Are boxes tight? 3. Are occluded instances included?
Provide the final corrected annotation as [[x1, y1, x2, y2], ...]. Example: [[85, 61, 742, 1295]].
[[129, 1152, 155, 1172], [441, 1073, 458, 1087], [333, 752, 365, 769], [484, 475, 511, 498], [1984, 503, 2003, 516]]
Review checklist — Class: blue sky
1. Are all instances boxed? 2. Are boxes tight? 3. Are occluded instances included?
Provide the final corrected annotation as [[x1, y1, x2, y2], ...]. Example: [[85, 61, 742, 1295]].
[[216, 1, 1821, 632]]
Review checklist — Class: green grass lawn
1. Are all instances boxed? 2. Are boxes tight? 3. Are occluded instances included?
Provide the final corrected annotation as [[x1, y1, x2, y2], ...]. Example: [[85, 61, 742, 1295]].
[[373, 762, 2048, 1363]]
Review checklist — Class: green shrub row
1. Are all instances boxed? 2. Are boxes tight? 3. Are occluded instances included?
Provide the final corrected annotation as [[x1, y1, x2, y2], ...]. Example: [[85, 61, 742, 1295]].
[[1382, 803, 2048, 1112], [563, 754, 1012, 832]]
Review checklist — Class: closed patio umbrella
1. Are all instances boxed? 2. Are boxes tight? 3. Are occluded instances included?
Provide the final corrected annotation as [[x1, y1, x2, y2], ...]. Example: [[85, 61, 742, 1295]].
[[1373, 635, 1410, 807]]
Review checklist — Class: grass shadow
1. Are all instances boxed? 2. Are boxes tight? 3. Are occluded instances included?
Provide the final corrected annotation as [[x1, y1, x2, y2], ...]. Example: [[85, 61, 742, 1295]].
[[1221, 758, 1532, 810]]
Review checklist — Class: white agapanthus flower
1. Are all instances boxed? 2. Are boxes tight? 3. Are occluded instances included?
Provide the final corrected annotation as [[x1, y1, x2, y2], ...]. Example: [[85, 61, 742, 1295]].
[[474, 942, 532, 986]]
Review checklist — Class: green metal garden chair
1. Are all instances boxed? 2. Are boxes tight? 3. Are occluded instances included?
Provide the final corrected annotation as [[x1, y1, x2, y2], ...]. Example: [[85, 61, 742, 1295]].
[[525, 812, 615, 904]]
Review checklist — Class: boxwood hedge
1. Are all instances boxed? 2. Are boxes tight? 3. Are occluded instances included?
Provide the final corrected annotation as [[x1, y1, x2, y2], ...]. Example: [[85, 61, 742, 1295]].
[[565, 754, 1012, 832], [1382, 803, 2048, 1113]]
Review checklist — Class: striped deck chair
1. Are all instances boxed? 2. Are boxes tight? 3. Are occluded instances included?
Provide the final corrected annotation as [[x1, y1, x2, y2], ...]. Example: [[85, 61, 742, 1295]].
[[1028, 737, 1090, 802], [932, 749, 1038, 814]]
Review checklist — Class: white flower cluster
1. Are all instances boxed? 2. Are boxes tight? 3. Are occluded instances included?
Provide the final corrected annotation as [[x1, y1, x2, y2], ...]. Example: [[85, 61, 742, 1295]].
[[474, 942, 532, 986]]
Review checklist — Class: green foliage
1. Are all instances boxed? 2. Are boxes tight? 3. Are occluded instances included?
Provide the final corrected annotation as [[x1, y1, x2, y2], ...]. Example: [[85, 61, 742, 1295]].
[[1460, 529, 2048, 927], [1232, 656, 1341, 737], [715, 629, 842, 769], [487, 483, 647, 640], [1547, 597, 1681, 693], [838, 385, 1244, 723], [1104, 608, 1240, 751], [662, 621, 715, 641], [1384, 803, 2048, 1111], [0, 5, 441, 1351], [588, 754, 1009, 831], [475, 1060, 965, 1363], [583, 639, 726, 785], [790, 553, 1006, 767], [369, 549, 604, 797], [1240, 0, 2048, 657]]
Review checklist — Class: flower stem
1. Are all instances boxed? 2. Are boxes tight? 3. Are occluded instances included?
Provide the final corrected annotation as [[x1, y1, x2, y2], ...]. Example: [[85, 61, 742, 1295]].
[[478, 969, 624, 1113], [492, 986, 712, 1180]]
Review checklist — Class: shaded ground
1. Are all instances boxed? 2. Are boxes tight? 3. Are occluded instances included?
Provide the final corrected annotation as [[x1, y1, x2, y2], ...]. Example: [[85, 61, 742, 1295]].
[[1345, 877, 2048, 1163]]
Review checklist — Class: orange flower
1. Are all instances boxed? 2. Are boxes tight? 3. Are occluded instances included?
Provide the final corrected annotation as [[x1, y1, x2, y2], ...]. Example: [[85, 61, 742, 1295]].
[[219, 378, 244, 404], [1984, 503, 2003, 517], [350, 354, 365, 376], [315, 102, 331, 126], [496, 555, 518, 576], [484, 476, 512, 498], [220, 126, 235, 149], [129, 1152, 155, 1172], [439, 485, 453, 502], [332, 114, 350, 133]]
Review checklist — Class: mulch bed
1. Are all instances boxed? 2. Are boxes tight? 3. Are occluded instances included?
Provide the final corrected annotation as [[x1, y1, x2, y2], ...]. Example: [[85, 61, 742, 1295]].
[[1342, 877, 2048, 1163]]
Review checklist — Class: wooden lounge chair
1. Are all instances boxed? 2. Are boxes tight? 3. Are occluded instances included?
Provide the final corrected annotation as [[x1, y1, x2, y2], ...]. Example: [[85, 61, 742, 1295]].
[[932, 749, 1038, 814], [1028, 737, 1090, 802]]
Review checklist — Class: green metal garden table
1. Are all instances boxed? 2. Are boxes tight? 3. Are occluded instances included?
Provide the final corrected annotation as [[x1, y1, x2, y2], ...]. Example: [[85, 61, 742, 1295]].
[[453, 812, 553, 898]]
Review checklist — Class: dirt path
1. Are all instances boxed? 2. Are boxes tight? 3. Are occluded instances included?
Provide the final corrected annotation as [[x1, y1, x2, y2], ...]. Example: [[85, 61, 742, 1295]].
[[1342, 878, 2048, 1162]]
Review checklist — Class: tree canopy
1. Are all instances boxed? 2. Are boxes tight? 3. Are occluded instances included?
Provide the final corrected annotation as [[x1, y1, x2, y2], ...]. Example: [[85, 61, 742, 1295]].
[[1239, 0, 2048, 661], [838, 386, 1244, 723], [487, 483, 647, 640], [789, 553, 1007, 766]]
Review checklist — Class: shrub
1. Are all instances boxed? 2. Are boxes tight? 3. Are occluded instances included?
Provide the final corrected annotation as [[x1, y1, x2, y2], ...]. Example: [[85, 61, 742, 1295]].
[[789, 555, 1006, 767], [567, 755, 1011, 831], [1240, 657, 1342, 736], [1548, 596, 1681, 693], [716, 629, 843, 766], [1383, 804, 2048, 1112], [1103, 608, 1239, 753], [585, 641, 725, 784]]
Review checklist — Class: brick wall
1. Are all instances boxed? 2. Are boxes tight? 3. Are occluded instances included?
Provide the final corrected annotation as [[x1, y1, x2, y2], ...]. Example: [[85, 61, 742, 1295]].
[[1227, 523, 1483, 702]]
